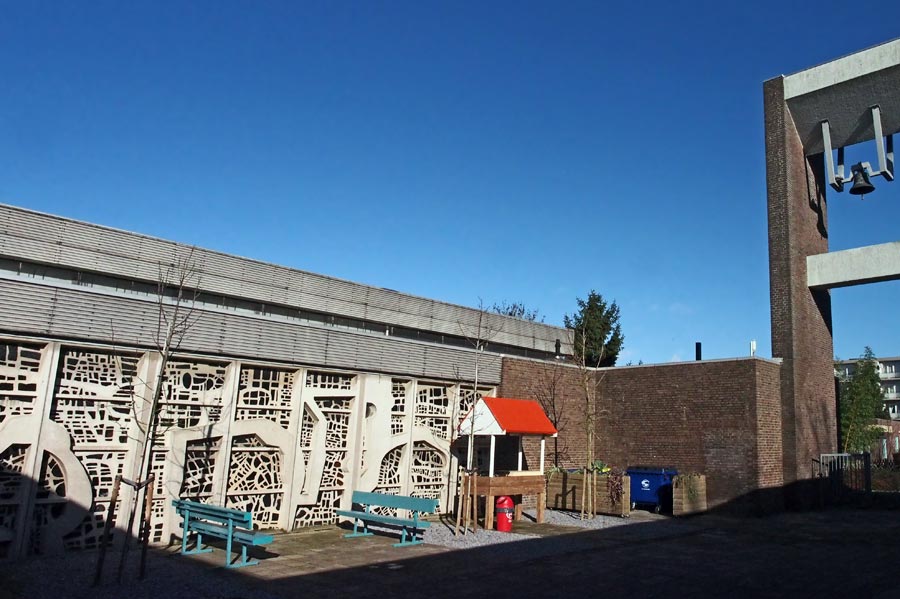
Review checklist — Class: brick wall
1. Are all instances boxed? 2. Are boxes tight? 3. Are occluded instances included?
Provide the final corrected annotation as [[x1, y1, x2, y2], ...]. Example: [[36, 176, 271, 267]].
[[764, 75, 838, 486], [501, 356, 783, 510]]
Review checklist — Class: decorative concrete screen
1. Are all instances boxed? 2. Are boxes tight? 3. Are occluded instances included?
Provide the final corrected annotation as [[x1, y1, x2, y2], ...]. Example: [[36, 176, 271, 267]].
[[0, 338, 493, 560]]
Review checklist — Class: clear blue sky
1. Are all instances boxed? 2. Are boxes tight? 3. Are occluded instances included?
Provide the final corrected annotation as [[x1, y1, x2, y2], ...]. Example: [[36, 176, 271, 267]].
[[2, 1, 898, 364]]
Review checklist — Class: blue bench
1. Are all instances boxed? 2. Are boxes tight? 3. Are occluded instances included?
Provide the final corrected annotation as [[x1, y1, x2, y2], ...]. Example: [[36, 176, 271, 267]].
[[172, 499, 273, 568], [335, 491, 438, 547]]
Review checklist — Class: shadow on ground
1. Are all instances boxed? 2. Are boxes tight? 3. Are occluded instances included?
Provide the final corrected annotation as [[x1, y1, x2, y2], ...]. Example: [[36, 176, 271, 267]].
[[4, 500, 900, 599], [3, 472, 900, 599]]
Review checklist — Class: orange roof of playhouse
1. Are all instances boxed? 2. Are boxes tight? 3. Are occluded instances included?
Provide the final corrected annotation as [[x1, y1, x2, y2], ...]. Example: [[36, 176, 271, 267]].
[[480, 397, 558, 436]]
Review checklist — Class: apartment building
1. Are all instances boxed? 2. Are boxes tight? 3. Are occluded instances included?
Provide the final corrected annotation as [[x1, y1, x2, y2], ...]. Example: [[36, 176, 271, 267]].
[[836, 357, 900, 419]]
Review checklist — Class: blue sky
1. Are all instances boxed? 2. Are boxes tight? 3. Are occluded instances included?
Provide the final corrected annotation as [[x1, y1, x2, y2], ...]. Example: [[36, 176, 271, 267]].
[[1, 1, 898, 364]]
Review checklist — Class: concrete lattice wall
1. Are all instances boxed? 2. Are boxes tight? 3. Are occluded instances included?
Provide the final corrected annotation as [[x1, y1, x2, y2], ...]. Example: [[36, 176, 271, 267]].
[[0, 336, 492, 561]]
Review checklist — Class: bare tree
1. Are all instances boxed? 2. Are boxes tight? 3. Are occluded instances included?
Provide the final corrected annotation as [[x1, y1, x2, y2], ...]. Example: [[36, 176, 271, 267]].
[[135, 249, 203, 485], [112, 249, 202, 580], [458, 299, 502, 472], [452, 299, 503, 535], [491, 300, 543, 323], [526, 358, 569, 467]]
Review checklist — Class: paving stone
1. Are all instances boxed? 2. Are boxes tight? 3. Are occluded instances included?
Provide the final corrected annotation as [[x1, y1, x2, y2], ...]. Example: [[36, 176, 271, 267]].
[[2, 508, 900, 598]]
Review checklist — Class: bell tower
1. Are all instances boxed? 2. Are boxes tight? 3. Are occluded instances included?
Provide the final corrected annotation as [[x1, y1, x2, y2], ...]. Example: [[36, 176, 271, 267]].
[[765, 40, 899, 489]]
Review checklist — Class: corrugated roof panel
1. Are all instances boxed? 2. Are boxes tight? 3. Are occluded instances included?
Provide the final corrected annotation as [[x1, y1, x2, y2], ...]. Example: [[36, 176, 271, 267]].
[[1, 234, 63, 264], [0, 279, 501, 379], [0, 282, 56, 335], [0, 204, 567, 354], [324, 295, 370, 321], [322, 278, 361, 303], [294, 289, 329, 313]]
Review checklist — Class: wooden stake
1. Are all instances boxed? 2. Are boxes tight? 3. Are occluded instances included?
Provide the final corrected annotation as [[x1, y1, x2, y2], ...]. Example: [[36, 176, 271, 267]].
[[454, 468, 463, 537], [462, 472, 470, 535], [139, 474, 155, 580], [472, 472, 478, 532], [117, 490, 138, 582], [115, 476, 153, 582], [93, 475, 122, 586], [581, 469, 591, 520], [460, 472, 466, 534]]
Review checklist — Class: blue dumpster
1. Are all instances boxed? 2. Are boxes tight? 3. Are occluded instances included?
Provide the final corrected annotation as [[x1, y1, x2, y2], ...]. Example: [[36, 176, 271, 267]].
[[626, 466, 678, 513]]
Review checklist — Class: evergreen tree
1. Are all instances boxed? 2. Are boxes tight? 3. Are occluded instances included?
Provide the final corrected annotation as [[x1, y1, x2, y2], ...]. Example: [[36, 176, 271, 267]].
[[563, 290, 623, 367], [839, 347, 887, 453]]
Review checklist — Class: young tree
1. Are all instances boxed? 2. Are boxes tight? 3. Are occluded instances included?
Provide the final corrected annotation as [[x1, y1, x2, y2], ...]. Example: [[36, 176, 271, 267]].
[[118, 251, 202, 579], [491, 301, 543, 323], [568, 323, 605, 520], [563, 291, 623, 367], [458, 299, 502, 471], [453, 299, 502, 534], [839, 347, 887, 453], [526, 359, 569, 466], [137, 250, 203, 485]]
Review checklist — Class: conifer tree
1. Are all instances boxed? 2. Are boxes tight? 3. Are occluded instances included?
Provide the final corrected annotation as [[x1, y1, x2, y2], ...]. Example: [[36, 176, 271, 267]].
[[563, 290, 623, 367]]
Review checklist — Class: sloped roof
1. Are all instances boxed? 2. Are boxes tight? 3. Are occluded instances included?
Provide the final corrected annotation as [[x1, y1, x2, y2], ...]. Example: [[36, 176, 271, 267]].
[[458, 397, 558, 437]]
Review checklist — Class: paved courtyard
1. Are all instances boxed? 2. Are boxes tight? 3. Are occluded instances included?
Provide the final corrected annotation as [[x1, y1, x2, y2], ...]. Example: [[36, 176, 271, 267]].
[[3, 508, 900, 598]]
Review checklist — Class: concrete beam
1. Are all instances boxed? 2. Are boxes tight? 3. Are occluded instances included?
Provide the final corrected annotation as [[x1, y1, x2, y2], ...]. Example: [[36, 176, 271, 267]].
[[807, 241, 900, 289], [783, 38, 900, 99], [774, 38, 900, 155]]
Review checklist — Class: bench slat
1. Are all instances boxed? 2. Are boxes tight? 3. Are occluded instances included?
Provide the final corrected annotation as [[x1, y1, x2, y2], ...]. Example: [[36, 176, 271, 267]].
[[335, 509, 432, 529], [189, 521, 274, 546], [172, 499, 252, 527], [337, 491, 438, 547], [349, 491, 438, 513]]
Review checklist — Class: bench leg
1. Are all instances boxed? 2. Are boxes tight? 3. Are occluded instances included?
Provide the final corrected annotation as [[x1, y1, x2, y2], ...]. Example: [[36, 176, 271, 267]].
[[392, 526, 423, 548], [225, 543, 259, 568], [343, 518, 373, 539], [182, 532, 214, 555]]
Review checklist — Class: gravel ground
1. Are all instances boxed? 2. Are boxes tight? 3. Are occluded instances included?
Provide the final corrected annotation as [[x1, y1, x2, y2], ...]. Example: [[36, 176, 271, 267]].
[[422, 508, 637, 549], [533, 508, 635, 530], [423, 522, 539, 548]]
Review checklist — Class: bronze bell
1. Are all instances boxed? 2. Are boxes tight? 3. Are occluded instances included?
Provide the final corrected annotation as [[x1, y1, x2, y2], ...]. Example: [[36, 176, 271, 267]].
[[849, 163, 875, 196]]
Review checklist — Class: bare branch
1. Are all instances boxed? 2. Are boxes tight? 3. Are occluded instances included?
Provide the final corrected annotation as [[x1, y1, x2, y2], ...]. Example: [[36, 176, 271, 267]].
[[526, 358, 569, 467], [454, 298, 505, 473], [130, 247, 204, 532]]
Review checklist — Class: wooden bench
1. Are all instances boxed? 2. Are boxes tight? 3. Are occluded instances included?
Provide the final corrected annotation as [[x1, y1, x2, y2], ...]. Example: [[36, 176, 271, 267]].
[[335, 491, 438, 547], [172, 499, 273, 568]]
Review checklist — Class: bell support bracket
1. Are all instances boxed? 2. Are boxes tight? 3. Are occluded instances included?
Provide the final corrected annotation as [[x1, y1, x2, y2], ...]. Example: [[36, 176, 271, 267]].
[[823, 105, 895, 192]]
